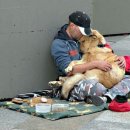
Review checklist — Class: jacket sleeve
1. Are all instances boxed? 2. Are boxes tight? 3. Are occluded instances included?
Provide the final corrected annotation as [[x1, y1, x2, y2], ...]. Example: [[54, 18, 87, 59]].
[[124, 56, 130, 73], [51, 39, 72, 75]]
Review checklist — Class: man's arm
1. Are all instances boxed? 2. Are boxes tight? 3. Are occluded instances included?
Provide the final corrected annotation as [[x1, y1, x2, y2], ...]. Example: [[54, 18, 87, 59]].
[[105, 43, 127, 70], [105, 43, 126, 69], [68, 60, 112, 76], [51, 39, 72, 75], [115, 56, 126, 69]]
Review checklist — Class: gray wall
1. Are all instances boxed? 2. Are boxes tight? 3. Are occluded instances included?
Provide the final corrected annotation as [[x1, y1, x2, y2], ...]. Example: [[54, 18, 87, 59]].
[[1, 0, 130, 97], [0, 0, 93, 97], [93, 0, 130, 34]]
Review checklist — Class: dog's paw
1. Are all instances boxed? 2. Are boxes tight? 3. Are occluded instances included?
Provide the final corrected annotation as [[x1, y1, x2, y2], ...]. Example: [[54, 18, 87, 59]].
[[59, 76, 68, 82], [48, 81, 62, 87], [65, 66, 73, 73], [61, 90, 70, 100]]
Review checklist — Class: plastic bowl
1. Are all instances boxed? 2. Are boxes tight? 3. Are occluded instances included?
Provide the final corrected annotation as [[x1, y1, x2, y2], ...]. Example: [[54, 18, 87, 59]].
[[35, 103, 51, 113], [52, 104, 69, 112]]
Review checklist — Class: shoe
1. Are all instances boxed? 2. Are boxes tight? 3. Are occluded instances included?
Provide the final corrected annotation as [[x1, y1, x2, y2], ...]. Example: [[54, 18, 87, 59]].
[[127, 93, 130, 98], [0, 98, 13, 102], [17, 93, 40, 99], [115, 95, 128, 103], [85, 95, 107, 106]]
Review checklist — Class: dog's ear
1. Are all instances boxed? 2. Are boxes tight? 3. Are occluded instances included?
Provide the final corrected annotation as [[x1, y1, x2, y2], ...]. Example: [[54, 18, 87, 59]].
[[91, 35, 97, 39], [91, 29, 106, 44]]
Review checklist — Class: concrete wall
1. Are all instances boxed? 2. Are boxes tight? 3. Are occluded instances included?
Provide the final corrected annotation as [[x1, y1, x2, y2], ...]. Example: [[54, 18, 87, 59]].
[[93, 0, 130, 34], [0, 0, 93, 97]]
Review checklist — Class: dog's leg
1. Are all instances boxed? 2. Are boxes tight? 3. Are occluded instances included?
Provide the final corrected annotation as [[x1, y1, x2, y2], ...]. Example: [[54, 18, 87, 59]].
[[65, 60, 85, 73], [65, 66, 73, 73], [48, 76, 68, 88], [61, 73, 85, 99], [65, 61, 78, 73], [48, 81, 63, 87], [59, 76, 68, 82]]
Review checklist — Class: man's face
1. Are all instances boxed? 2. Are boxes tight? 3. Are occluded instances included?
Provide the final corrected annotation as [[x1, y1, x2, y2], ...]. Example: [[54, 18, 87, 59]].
[[70, 23, 83, 40]]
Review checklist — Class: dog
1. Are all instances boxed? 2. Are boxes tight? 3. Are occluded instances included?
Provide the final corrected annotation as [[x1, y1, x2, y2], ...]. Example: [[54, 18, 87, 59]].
[[49, 29, 125, 99]]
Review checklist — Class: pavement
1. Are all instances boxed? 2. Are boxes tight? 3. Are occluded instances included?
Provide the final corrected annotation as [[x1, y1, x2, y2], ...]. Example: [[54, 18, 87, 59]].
[[0, 35, 130, 130]]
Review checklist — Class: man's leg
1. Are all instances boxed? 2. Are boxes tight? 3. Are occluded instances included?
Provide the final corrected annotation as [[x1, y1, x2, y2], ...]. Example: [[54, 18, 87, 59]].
[[104, 75, 130, 100], [69, 75, 130, 105], [69, 79, 107, 102]]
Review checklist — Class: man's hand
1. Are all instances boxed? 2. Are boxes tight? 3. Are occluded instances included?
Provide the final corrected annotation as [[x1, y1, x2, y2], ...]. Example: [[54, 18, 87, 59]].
[[115, 56, 126, 69], [95, 60, 112, 72]]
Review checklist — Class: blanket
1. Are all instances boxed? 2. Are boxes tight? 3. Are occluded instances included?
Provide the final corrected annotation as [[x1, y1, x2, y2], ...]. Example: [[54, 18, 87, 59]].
[[0, 98, 107, 121]]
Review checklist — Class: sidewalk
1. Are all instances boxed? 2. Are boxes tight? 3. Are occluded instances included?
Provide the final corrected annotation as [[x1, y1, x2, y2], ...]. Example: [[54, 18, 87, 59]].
[[0, 35, 130, 130]]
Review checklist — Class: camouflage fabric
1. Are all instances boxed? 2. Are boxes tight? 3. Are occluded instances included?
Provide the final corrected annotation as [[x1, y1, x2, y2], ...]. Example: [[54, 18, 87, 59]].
[[69, 75, 130, 101], [0, 98, 107, 120]]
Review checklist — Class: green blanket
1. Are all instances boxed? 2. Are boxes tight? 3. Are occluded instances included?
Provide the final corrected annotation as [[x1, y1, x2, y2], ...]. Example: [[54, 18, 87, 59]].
[[0, 99, 107, 120]]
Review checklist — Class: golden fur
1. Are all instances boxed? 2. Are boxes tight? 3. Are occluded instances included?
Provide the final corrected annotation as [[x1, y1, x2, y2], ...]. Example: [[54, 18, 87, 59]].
[[49, 30, 125, 99]]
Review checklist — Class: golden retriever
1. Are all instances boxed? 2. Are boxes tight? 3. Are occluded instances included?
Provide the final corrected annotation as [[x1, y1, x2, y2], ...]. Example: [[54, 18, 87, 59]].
[[49, 30, 125, 99]]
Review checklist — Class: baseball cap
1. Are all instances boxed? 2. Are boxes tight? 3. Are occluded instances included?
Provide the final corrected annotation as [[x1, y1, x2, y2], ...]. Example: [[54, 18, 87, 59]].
[[69, 11, 92, 36]]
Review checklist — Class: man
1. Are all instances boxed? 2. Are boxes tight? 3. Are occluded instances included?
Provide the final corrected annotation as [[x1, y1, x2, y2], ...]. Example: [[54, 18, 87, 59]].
[[51, 11, 130, 105]]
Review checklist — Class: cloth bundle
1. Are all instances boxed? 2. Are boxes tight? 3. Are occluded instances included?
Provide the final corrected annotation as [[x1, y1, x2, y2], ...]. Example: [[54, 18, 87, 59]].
[[109, 95, 130, 112]]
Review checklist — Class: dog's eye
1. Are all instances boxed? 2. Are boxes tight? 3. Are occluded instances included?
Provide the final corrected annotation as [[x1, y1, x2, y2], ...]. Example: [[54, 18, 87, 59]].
[[89, 35, 93, 37]]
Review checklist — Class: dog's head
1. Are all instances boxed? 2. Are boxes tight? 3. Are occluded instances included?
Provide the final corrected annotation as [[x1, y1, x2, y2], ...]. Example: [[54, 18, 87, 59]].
[[79, 29, 106, 53]]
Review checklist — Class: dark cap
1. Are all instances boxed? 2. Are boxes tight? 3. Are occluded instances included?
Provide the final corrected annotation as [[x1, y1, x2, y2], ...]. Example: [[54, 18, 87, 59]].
[[69, 11, 92, 36]]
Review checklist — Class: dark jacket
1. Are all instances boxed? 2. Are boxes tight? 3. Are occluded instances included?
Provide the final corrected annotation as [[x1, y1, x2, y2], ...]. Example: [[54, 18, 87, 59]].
[[51, 24, 81, 76]]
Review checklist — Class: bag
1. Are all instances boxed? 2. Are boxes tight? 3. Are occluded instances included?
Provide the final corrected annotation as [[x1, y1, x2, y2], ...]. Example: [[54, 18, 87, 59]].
[[109, 95, 130, 112]]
